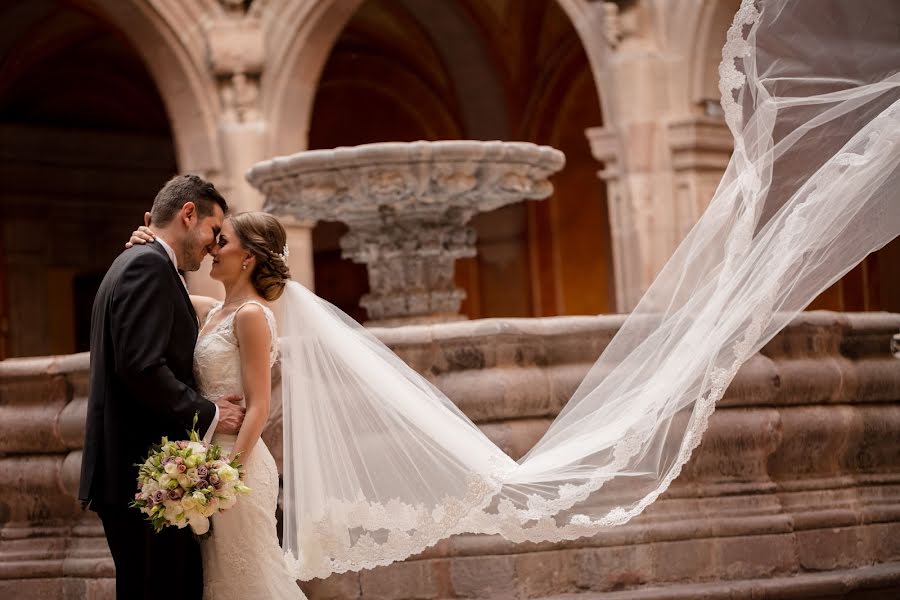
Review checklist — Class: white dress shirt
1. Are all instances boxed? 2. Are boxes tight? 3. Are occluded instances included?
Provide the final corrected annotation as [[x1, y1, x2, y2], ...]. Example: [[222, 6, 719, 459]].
[[153, 236, 219, 442]]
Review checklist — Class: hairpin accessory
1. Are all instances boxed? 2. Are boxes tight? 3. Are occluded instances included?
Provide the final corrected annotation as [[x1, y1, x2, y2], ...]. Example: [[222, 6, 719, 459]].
[[274, 244, 290, 263]]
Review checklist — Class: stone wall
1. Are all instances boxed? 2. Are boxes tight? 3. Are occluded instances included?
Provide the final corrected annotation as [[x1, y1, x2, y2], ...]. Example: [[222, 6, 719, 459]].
[[1, 311, 899, 598]]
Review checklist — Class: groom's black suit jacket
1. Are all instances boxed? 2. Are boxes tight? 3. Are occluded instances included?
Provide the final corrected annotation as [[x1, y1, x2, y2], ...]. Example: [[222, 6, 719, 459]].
[[79, 241, 216, 509]]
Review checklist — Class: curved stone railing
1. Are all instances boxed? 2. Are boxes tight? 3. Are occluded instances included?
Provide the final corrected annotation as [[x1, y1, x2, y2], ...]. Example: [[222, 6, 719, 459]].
[[1, 311, 899, 598]]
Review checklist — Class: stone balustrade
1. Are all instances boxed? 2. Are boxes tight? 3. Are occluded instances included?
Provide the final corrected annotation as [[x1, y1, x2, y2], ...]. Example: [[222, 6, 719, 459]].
[[1, 311, 899, 599]]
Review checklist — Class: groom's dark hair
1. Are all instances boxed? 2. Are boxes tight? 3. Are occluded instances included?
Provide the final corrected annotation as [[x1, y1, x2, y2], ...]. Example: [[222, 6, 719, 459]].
[[150, 174, 229, 226]]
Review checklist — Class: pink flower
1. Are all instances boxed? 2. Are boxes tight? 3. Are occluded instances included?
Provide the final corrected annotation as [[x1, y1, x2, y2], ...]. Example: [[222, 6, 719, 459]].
[[177, 464, 187, 473]]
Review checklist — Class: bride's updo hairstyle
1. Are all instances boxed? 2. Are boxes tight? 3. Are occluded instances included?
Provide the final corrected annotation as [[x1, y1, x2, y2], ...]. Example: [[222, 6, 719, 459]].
[[229, 212, 291, 301]]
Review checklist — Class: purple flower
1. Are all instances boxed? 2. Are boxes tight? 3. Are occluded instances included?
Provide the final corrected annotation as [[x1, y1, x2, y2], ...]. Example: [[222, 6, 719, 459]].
[[209, 473, 220, 485], [196, 480, 210, 489], [146, 497, 155, 508], [167, 488, 184, 501], [196, 465, 209, 479], [152, 490, 165, 504], [213, 479, 222, 490]]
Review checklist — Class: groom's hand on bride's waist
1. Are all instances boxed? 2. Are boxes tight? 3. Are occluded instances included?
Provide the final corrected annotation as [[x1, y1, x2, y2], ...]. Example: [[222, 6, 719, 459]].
[[215, 395, 245, 434]]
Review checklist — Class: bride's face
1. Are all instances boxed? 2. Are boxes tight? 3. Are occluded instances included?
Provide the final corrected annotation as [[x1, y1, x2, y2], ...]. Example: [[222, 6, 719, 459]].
[[209, 219, 252, 283]]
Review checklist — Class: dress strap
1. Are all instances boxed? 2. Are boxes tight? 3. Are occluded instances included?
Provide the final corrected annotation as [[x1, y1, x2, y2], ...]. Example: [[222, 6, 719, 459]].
[[201, 301, 225, 328], [233, 300, 279, 364]]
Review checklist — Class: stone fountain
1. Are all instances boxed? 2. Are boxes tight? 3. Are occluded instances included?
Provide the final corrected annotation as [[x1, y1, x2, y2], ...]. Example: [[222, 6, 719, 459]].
[[246, 140, 565, 324]]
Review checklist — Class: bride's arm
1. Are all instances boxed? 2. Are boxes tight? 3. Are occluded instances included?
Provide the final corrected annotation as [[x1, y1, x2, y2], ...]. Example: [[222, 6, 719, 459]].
[[190, 295, 218, 325], [230, 303, 273, 462]]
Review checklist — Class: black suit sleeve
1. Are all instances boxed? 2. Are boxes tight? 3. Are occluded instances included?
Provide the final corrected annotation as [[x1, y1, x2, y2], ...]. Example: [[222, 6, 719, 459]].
[[109, 251, 216, 436]]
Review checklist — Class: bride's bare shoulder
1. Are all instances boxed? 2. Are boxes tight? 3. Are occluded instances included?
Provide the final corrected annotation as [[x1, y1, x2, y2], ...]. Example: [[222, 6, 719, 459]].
[[233, 301, 274, 343]]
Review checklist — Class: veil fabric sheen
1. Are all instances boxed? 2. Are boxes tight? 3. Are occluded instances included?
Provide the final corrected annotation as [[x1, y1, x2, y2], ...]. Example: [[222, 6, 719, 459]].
[[272, 0, 900, 580]]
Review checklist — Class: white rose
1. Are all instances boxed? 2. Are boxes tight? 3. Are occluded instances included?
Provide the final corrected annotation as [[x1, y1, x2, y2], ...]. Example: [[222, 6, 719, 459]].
[[218, 466, 238, 483], [189, 515, 210, 535]]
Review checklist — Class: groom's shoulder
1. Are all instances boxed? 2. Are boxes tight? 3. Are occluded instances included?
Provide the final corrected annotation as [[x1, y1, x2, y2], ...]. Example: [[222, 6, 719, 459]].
[[106, 244, 170, 283], [113, 243, 167, 268]]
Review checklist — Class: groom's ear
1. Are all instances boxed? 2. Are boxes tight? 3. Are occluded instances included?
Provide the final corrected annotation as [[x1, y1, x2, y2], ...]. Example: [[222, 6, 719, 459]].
[[144, 211, 151, 227], [181, 201, 197, 225]]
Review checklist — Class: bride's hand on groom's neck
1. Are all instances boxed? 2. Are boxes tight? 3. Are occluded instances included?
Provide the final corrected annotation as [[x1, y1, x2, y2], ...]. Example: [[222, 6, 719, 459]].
[[125, 212, 155, 249], [216, 394, 245, 434]]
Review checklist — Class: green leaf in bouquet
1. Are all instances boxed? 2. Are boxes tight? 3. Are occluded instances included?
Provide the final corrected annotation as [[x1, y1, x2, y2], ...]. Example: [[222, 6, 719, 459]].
[[188, 411, 201, 442]]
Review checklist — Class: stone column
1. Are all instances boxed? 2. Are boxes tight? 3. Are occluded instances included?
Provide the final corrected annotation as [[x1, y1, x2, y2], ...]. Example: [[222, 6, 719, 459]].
[[340, 206, 478, 324], [584, 2, 734, 312], [667, 115, 734, 239], [187, 4, 315, 295]]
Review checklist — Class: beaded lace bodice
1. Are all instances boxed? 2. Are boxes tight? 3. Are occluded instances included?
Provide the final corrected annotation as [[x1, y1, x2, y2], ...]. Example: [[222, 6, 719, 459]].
[[193, 300, 278, 404]]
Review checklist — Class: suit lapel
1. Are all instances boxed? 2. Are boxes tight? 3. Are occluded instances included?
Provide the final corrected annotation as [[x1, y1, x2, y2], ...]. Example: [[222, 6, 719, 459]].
[[147, 241, 200, 333]]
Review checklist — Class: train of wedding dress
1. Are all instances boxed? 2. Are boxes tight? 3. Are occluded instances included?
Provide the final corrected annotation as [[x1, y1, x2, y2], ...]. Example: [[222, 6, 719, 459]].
[[269, 0, 900, 580]]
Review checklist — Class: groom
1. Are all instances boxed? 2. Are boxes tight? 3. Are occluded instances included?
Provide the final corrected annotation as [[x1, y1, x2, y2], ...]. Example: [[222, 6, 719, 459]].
[[79, 174, 246, 599]]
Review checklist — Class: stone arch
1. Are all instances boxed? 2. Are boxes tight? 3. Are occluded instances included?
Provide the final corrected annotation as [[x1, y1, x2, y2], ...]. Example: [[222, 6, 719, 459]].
[[71, 0, 225, 174], [260, 0, 365, 156], [263, 0, 613, 156], [553, 0, 615, 123]]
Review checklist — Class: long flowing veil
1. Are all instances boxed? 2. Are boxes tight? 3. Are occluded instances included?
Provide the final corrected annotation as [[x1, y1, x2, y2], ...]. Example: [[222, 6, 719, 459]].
[[273, 0, 900, 580]]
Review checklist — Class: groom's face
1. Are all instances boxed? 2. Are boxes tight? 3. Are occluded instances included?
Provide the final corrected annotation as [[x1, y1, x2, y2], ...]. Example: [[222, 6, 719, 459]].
[[182, 203, 225, 271]]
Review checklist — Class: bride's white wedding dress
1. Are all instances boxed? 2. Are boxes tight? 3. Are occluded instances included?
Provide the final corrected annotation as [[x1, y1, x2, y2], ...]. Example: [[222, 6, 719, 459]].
[[193, 301, 305, 599]]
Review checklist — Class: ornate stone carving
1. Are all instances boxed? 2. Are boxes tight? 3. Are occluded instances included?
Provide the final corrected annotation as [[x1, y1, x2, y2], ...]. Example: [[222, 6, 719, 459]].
[[206, 14, 264, 123], [247, 141, 566, 324]]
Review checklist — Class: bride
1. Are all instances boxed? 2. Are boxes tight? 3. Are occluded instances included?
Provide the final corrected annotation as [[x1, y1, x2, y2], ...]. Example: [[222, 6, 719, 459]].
[[130, 212, 306, 598], [130, 0, 900, 590]]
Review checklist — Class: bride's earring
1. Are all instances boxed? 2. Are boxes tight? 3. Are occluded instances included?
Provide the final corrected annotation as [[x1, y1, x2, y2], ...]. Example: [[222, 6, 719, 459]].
[[242, 263, 247, 271]]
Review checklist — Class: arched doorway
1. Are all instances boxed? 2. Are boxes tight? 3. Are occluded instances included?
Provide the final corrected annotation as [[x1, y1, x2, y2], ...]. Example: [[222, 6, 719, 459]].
[[305, 0, 612, 320], [0, 0, 178, 357]]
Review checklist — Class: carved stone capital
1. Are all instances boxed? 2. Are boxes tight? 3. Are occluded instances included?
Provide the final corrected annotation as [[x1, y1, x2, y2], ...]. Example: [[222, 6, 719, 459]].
[[206, 15, 264, 123], [585, 125, 624, 182], [667, 116, 734, 173], [206, 17, 264, 77]]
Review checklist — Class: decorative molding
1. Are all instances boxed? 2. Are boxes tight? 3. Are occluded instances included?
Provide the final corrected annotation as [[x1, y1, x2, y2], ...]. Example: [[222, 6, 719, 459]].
[[667, 115, 734, 172]]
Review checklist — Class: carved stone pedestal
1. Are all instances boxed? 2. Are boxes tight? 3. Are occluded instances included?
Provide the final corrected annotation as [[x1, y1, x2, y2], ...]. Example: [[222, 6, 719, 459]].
[[246, 141, 565, 324]]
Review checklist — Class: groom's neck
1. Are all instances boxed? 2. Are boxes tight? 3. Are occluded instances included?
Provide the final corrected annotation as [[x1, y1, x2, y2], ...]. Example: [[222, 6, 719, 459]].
[[149, 226, 184, 265]]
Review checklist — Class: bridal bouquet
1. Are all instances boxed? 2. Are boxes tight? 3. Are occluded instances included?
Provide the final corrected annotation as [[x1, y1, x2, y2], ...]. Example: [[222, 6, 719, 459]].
[[130, 414, 250, 535]]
